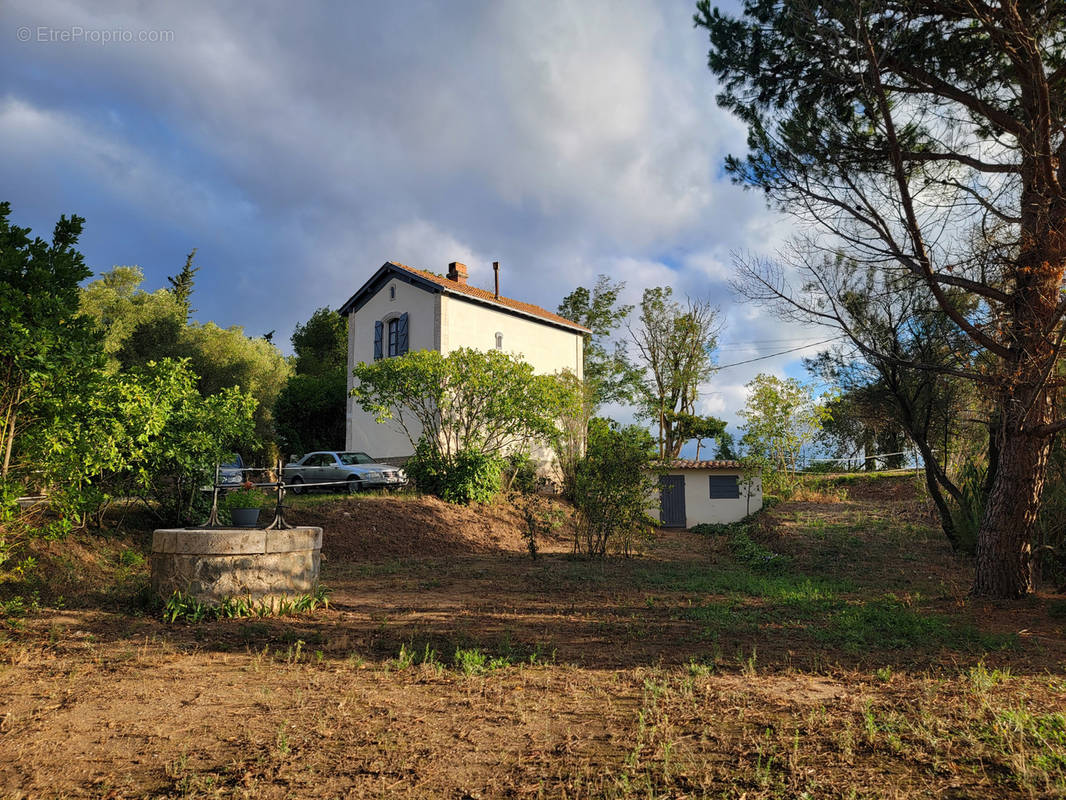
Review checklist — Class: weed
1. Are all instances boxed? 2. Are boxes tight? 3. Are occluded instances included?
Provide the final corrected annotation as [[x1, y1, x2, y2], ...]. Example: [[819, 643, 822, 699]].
[[969, 660, 1012, 694], [454, 647, 510, 675]]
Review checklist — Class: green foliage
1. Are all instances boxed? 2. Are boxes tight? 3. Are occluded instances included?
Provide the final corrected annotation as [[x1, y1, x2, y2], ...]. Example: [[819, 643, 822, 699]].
[[274, 368, 347, 455], [274, 307, 349, 456], [36, 359, 257, 525], [221, 486, 269, 510], [166, 249, 200, 320], [630, 287, 720, 458], [504, 451, 539, 494], [161, 585, 329, 623], [727, 527, 790, 574], [453, 647, 511, 676], [667, 411, 730, 460], [950, 461, 986, 557], [291, 307, 348, 376], [79, 266, 186, 369], [689, 522, 734, 537], [352, 347, 576, 502], [181, 323, 290, 459], [739, 374, 830, 495], [572, 418, 659, 557], [405, 439, 502, 505], [0, 202, 100, 481], [80, 270, 290, 460], [557, 275, 641, 406]]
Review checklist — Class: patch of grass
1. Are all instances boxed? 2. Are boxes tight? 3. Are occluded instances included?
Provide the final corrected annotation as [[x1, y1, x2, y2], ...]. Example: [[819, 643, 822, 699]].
[[680, 602, 760, 635], [634, 562, 852, 601], [812, 596, 1015, 653]]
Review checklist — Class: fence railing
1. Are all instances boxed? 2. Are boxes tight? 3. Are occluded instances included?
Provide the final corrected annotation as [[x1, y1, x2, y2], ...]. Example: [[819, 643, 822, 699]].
[[204, 460, 381, 530]]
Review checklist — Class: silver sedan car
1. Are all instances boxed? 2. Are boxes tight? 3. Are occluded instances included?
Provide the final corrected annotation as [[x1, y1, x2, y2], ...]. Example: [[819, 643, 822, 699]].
[[282, 451, 407, 494]]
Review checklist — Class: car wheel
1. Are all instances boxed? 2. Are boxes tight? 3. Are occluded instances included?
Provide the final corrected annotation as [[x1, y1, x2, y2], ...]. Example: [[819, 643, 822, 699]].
[[347, 477, 363, 495], [290, 475, 305, 495]]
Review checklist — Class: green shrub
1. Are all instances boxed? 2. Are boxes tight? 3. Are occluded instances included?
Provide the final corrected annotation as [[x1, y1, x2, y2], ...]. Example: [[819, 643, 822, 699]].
[[572, 418, 659, 557], [406, 439, 502, 504], [504, 452, 539, 494], [690, 522, 736, 536], [728, 527, 790, 574], [221, 486, 269, 509]]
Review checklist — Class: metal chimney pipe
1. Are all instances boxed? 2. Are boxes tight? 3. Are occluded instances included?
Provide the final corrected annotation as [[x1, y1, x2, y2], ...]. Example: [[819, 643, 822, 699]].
[[493, 261, 500, 299]]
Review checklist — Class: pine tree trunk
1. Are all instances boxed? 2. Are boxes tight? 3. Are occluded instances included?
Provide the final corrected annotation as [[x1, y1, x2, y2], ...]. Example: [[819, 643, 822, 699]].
[[972, 422, 1050, 598]]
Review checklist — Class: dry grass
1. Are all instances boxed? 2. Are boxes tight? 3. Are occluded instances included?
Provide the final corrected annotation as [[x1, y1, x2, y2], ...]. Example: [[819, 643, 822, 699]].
[[1, 476, 1065, 798]]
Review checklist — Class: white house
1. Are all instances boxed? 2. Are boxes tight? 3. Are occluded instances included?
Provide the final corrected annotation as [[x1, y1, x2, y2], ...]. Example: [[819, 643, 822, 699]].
[[657, 460, 762, 527], [339, 260, 589, 461]]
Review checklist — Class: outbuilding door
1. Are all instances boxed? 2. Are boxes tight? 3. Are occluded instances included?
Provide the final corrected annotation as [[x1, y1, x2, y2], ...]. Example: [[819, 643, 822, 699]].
[[659, 474, 686, 527]]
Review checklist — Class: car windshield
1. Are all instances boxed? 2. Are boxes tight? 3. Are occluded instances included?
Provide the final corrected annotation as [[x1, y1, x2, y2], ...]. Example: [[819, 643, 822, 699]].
[[338, 452, 375, 465]]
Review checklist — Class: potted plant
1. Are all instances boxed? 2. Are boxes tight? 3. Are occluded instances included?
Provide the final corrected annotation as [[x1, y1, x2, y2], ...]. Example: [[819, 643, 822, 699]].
[[222, 481, 269, 527]]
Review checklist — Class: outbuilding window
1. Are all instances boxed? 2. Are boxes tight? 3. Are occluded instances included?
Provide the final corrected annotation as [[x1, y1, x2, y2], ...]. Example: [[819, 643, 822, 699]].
[[708, 475, 740, 499]]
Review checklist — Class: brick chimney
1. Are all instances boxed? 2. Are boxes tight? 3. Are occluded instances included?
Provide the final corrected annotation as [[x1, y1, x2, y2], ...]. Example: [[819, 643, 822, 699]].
[[447, 262, 468, 285]]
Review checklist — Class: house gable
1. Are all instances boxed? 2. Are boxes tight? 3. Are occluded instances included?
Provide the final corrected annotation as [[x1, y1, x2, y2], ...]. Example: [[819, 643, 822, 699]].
[[339, 261, 591, 336]]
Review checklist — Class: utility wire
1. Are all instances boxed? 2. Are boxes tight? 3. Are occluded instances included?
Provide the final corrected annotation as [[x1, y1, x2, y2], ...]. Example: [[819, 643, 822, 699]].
[[712, 335, 847, 371]]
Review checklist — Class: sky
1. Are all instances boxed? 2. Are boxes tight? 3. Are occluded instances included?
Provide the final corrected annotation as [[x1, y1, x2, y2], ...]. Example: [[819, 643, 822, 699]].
[[0, 0, 835, 444]]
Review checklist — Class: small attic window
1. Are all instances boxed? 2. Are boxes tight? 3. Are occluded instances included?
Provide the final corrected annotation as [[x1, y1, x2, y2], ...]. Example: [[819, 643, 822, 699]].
[[389, 285, 396, 300], [495, 332, 503, 350]]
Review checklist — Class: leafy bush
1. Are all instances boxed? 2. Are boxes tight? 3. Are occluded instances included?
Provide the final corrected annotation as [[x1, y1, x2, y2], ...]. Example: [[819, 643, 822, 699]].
[[405, 439, 502, 504], [690, 522, 735, 536], [728, 527, 790, 574], [504, 452, 540, 494], [572, 418, 659, 557], [351, 348, 578, 504]]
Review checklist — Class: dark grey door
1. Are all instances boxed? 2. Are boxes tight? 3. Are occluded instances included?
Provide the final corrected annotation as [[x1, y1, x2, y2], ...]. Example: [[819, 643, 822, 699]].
[[659, 475, 686, 527]]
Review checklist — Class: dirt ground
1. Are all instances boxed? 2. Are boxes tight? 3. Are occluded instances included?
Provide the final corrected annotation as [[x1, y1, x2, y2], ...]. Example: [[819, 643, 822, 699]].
[[2, 477, 1066, 798]]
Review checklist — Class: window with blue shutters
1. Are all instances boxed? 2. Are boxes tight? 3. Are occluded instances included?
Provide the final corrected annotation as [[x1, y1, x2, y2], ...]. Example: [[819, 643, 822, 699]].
[[378, 312, 409, 359], [708, 475, 740, 499]]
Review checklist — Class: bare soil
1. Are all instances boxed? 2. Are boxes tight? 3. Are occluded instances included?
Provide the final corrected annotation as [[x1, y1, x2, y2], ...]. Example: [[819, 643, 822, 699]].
[[2, 478, 1066, 798]]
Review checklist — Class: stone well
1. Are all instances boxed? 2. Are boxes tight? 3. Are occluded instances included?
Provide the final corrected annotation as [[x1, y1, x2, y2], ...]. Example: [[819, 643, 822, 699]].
[[151, 527, 322, 603]]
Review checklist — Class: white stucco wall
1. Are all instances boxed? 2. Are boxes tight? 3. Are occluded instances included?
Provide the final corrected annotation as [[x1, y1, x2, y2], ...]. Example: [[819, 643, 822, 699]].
[[346, 278, 440, 459], [345, 277, 585, 463], [658, 469, 763, 527], [440, 295, 583, 379]]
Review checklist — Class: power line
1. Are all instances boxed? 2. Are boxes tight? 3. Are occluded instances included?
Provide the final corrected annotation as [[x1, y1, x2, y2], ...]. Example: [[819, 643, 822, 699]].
[[712, 336, 847, 371]]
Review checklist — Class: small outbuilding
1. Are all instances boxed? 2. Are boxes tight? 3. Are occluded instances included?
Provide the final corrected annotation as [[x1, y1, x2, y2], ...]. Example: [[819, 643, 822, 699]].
[[656, 460, 762, 528]]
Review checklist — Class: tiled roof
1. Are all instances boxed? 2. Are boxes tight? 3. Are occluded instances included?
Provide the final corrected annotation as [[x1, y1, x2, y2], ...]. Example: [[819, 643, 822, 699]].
[[662, 459, 744, 470], [388, 261, 591, 334]]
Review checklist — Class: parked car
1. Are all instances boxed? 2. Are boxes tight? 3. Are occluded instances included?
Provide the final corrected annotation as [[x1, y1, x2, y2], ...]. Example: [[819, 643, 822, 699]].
[[218, 454, 246, 487], [282, 451, 407, 494]]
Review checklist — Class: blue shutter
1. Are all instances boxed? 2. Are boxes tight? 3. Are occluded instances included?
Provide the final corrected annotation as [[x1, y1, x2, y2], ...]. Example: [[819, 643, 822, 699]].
[[373, 320, 383, 361], [397, 312, 409, 355], [708, 475, 740, 499]]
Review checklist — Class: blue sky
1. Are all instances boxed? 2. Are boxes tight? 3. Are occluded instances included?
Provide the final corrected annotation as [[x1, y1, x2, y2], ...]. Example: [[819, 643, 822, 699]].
[[1, 1, 837, 437]]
